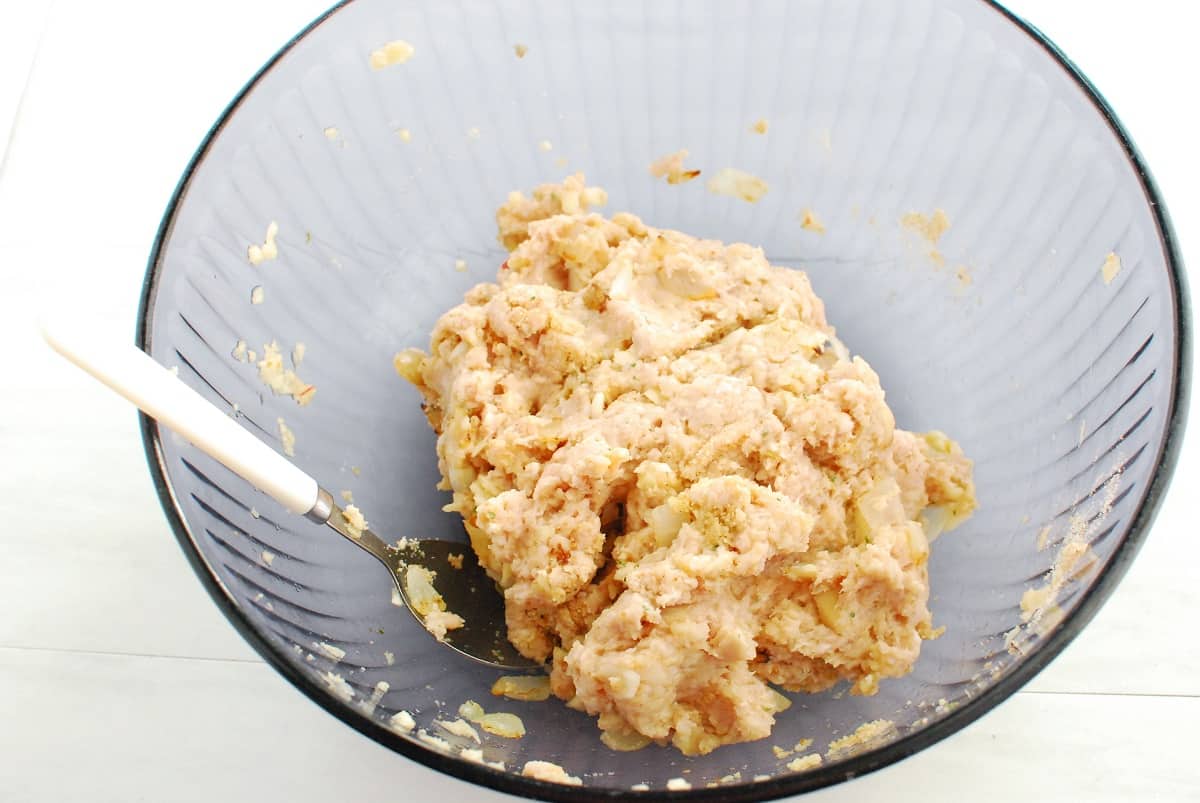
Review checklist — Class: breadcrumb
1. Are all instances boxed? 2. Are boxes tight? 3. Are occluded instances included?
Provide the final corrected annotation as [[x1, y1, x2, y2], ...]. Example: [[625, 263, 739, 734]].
[[247, 222, 279, 265], [369, 40, 414, 69]]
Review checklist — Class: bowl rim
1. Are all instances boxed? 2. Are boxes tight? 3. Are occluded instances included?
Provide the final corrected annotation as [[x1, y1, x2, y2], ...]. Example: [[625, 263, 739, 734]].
[[135, 1, 1192, 800]]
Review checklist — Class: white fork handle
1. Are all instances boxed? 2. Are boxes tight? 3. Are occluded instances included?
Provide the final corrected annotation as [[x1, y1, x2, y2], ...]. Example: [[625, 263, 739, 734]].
[[41, 318, 320, 516]]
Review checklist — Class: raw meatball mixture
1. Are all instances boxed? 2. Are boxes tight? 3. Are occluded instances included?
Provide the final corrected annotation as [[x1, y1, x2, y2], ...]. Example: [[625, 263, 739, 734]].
[[395, 175, 976, 755]]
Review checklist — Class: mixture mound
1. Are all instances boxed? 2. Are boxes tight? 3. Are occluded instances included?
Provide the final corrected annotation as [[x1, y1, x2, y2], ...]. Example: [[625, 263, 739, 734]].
[[395, 175, 976, 755]]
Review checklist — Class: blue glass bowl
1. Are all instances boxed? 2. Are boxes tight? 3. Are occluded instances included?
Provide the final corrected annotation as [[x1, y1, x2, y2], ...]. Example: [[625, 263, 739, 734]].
[[137, 0, 1189, 799]]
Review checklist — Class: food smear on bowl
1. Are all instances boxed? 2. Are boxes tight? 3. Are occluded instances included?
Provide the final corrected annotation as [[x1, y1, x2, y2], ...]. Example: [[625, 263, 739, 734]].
[[901, 208, 952, 266], [436, 717, 482, 743], [313, 641, 345, 662], [825, 719, 896, 760], [900, 209, 950, 244], [277, 417, 295, 457], [786, 753, 823, 772], [1102, 252, 1122, 284], [417, 729, 453, 752], [772, 736, 814, 761], [359, 680, 390, 716], [750, 118, 769, 135], [491, 674, 552, 701], [1019, 471, 1115, 636], [256, 341, 315, 405], [800, 209, 826, 234], [955, 266, 973, 292], [706, 167, 769, 202], [648, 149, 701, 185], [396, 175, 976, 755], [522, 760, 581, 786], [319, 670, 354, 703], [460, 747, 506, 770], [369, 39, 414, 70]]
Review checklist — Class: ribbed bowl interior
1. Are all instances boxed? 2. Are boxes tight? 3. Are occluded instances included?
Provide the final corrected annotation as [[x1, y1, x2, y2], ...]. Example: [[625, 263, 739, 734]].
[[139, 0, 1186, 799]]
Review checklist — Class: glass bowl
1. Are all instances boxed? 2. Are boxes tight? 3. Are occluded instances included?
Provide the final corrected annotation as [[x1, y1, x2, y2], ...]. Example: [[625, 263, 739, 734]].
[[136, 0, 1190, 799]]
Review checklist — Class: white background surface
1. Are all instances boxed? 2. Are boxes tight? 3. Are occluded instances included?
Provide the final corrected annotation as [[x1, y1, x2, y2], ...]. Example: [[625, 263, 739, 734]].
[[0, 1, 1195, 800]]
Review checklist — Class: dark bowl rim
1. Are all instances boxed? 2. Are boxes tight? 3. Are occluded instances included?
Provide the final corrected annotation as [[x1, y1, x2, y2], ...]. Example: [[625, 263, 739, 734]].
[[135, 1, 1192, 800]]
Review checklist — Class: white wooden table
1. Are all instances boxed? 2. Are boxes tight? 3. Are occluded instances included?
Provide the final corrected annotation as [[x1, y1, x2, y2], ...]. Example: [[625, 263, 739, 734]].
[[1, 2, 1195, 800]]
